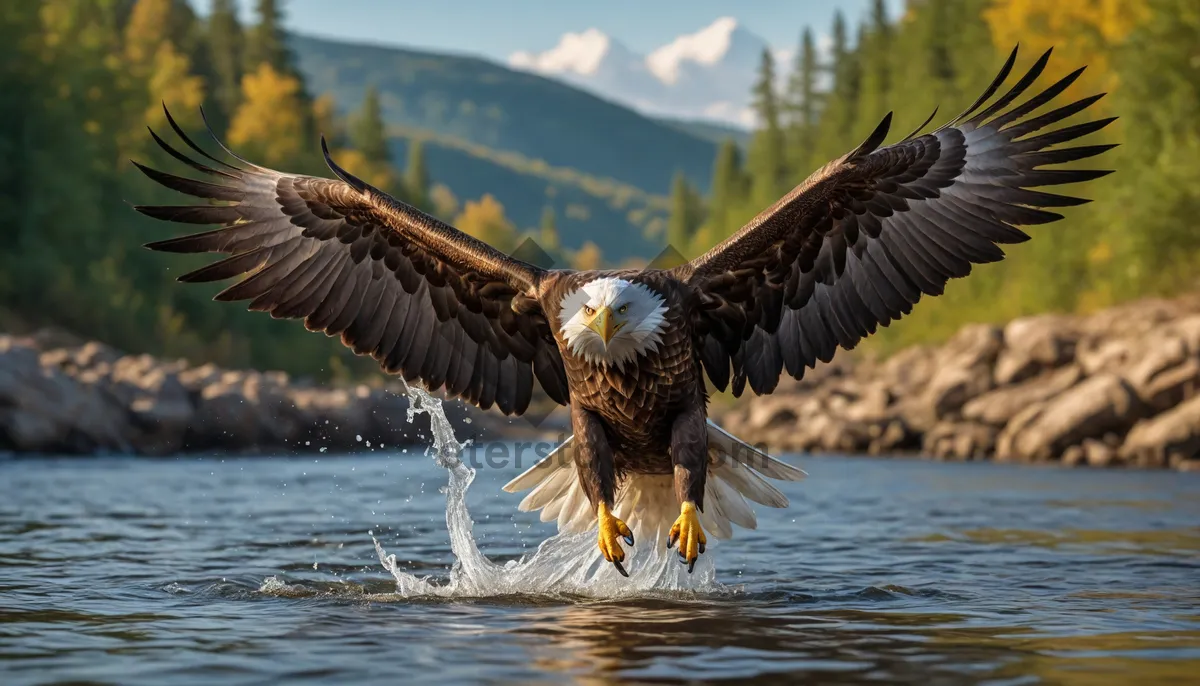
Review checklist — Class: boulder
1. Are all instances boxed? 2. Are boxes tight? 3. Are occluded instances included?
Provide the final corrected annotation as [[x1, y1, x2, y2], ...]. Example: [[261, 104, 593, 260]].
[[186, 371, 265, 451], [1061, 445, 1085, 467], [1083, 438, 1119, 468], [0, 336, 130, 453], [1119, 395, 1200, 468], [1123, 334, 1200, 412], [867, 419, 919, 455], [1002, 373, 1145, 461], [102, 354, 194, 455], [917, 324, 1003, 422], [993, 314, 1079, 385], [963, 364, 1083, 426], [876, 345, 937, 398], [923, 421, 998, 461], [995, 403, 1046, 461]]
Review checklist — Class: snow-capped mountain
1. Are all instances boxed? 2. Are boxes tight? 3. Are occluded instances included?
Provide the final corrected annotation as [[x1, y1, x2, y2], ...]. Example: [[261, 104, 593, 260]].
[[509, 17, 770, 129]]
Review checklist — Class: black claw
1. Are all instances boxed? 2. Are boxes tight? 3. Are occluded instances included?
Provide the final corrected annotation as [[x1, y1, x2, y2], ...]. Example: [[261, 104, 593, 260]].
[[678, 552, 687, 564], [613, 559, 629, 577], [666, 534, 676, 549], [688, 559, 696, 574], [699, 541, 706, 555], [623, 533, 635, 546]]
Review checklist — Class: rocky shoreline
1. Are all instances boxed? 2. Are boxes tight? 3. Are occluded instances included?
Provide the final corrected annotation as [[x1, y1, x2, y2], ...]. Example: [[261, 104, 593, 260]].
[[4, 294, 1200, 469], [0, 334, 523, 456], [714, 295, 1200, 472]]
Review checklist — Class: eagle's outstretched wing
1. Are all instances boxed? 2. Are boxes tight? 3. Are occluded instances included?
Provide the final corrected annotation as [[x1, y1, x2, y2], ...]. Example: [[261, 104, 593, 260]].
[[135, 107, 569, 415], [674, 46, 1116, 396]]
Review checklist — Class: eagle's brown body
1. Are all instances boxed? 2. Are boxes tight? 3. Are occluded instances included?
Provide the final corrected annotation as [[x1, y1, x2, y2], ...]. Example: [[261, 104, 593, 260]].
[[538, 270, 709, 512], [133, 45, 1114, 576]]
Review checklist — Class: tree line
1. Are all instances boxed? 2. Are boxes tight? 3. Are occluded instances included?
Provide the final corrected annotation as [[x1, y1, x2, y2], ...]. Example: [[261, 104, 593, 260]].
[[666, 0, 1199, 351], [0, 0, 579, 380], [3, 0, 1197, 377]]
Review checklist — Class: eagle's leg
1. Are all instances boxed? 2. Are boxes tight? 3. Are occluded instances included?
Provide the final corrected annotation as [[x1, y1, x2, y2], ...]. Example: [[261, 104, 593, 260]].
[[572, 405, 633, 577], [668, 401, 708, 573]]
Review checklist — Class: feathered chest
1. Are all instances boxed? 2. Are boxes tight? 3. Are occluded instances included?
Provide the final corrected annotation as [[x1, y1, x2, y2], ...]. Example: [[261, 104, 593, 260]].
[[561, 314, 696, 410]]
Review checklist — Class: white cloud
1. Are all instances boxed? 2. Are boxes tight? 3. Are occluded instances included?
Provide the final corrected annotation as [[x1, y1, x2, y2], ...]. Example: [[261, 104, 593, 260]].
[[508, 17, 773, 129], [508, 28, 611, 76], [645, 16, 739, 84]]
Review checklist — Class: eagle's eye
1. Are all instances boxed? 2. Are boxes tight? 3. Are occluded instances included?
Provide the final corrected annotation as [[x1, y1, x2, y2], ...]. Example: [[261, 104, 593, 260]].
[[617, 304, 629, 314], [583, 305, 595, 317]]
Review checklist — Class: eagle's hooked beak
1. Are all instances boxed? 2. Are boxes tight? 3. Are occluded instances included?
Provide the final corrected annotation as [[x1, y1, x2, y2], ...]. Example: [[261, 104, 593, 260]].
[[586, 306, 623, 345]]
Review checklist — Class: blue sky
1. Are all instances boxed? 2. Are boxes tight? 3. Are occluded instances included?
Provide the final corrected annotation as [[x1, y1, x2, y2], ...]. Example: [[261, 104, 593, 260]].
[[191, 1, 904, 62]]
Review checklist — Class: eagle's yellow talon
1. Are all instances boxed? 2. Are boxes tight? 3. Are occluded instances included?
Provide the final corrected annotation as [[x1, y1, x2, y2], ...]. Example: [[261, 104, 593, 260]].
[[668, 501, 706, 573], [597, 502, 632, 576]]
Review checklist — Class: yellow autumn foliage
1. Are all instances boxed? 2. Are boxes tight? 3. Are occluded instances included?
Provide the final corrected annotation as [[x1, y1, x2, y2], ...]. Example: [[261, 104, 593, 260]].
[[123, 0, 171, 72], [453, 194, 518, 252], [571, 241, 603, 271], [146, 43, 205, 131], [227, 63, 306, 168], [984, 0, 1148, 94]]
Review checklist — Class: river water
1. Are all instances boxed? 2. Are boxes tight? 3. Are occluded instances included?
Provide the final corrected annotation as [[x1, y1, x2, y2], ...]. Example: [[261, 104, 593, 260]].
[[1, 393, 1198, 684]]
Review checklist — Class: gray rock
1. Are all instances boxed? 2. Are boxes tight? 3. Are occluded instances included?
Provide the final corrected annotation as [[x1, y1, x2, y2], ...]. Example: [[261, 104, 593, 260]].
[[923, 421, 997, 461], [0, 336, 130, 453], [1004, 373, 1145, 461], [963, 364, 1083, 426], [994, 314, 1079, 385], [1119, 395, 1200, 468], [919, 324, 1003, 421]]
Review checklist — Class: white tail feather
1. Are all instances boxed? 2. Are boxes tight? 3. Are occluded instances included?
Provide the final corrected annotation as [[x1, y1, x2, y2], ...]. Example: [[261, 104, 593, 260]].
[[503, 422, 806, 544]]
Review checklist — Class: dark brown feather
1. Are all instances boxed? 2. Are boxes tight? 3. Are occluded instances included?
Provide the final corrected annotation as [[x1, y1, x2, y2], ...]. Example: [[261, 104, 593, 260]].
[[136, 110, 568, 415], [676, 45, 1116, 395]]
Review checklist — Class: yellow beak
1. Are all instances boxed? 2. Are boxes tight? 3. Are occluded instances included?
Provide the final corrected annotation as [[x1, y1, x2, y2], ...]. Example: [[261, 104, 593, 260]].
[[586, 306, 621, 345]]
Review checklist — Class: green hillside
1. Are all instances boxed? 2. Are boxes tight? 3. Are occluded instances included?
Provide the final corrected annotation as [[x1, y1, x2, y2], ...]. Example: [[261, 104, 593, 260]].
[[659, 117, 752, 150], [289, 32, 717, 196], [387, 130, 666, 261]]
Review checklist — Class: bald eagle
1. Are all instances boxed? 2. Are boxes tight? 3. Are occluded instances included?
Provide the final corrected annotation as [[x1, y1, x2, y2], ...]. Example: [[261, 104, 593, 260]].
[[135, 47, 1113, 576]]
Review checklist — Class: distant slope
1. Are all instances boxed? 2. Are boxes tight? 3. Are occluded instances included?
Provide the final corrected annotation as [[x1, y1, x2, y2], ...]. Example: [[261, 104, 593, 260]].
[[387, 130, 666, 261], [659, 116, 751, 152], [289, 32, 716, 195]]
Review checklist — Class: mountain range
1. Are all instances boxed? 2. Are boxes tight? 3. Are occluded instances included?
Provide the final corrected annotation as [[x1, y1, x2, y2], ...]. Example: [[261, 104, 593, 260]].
[[291, 33, 717, 196], [289, 32, 728, 262], [508, 17, 768, 129]]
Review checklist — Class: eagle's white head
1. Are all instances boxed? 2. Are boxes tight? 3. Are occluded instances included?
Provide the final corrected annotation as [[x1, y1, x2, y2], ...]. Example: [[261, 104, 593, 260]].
[[559, 277, 668, 368]]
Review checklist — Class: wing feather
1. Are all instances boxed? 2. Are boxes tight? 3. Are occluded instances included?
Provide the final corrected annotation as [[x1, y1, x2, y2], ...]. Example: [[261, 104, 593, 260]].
[[678, 46, 1115, 393], [134, 110, 569, 414]]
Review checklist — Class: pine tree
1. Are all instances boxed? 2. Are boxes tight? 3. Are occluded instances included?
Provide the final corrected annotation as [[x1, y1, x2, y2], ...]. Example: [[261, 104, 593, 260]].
[[207, 0, 243, 129], [855, 0, 893, 138], [351, 86, 389, 166], [706, 139, 745, 239], [666, 171, 704, 254], [748, 48, 788, 206], [405, 139, 430, 211], [927, 0, 956, 87], [243, 0, 292, 75], [811, 12, 863, 168], [784, 28, 820, 176], [1105, 0, 1200, 293]]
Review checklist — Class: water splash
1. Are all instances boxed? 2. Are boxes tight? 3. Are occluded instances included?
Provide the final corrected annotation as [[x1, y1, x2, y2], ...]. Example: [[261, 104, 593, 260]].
[[371, 382, 724, 598]]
